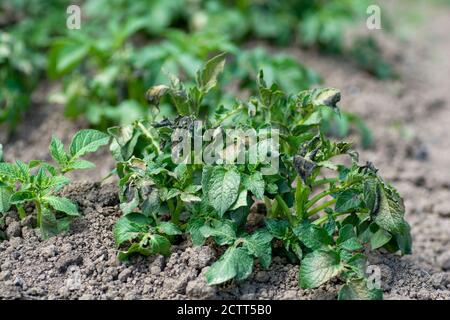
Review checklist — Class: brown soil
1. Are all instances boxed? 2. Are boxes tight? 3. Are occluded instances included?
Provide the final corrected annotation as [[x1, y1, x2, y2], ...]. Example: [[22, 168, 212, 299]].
[[1, 1, 450, 300]]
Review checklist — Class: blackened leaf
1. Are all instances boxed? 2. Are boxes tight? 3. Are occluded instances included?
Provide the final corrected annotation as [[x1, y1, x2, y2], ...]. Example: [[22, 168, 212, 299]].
[[145, 85, 170, 107], [293, 155, 316, 183], [300, 250, 342, 289], [205, 247, 253, 285]]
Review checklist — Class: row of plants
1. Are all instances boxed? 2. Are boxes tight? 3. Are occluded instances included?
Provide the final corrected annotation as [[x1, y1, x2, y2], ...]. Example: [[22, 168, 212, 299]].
[[1, 0, 387, 147]]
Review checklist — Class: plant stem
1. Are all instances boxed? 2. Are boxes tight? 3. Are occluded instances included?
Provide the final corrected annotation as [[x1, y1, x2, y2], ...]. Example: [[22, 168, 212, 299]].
[[171, 197, 183, 224], [305, 189, 334, 210], [275, 195, 294, 224], [311, 178, 338, 187], [306, 199, 337, 217], [35, 201, 42, 229], [312, 211, 349, 225]]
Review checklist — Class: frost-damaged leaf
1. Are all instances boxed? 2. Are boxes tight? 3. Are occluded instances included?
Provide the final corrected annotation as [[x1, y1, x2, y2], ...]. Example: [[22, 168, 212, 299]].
[[293, 155, 316, 183], [49, 136, 68, 166], [43, 196, 79, 216], [338, 279, 382, 300], [113, 213, 151, 245], [300, 250, 343, 289], [196, 52, 226, 93], [206, 247, 253, 285], [0, 187, 12, 213], [69, 129, 110, 159], [145, 84, 170, 107], [242, 172, 265, 199], [373, 181, 406, 234], [205, 167, 240, 216], [298, 88, 341, 109], [265, 219, 289, 239]]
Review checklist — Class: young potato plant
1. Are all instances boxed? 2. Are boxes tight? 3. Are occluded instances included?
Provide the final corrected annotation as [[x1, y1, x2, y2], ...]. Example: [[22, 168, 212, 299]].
[[110, 55, 410, 299], [0, 130, 110, 238]]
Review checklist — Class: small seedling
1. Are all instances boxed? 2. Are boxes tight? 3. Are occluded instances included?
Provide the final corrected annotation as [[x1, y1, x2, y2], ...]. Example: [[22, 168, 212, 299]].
[[0, 129, 110, 238]]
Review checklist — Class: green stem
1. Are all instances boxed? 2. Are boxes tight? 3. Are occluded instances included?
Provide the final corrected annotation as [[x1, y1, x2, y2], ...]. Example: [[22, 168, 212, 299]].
[[306, 199, 337, 217], [35, 201, 42, 229], [171, 197, 183, 224], [305, 189, 334, 210], [312, 211, 349, 225], [311, 178, 338, 187], [275, 195, 294, 224], [137, 122, 161, 155]]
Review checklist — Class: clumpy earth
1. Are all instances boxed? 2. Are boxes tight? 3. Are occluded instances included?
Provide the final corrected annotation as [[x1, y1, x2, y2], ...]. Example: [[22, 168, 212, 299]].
[[1, 1, 450, 300]]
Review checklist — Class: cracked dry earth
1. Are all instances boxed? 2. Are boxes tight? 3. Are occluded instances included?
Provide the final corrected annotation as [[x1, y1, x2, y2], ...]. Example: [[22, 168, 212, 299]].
[[2, 2, 450, 300]]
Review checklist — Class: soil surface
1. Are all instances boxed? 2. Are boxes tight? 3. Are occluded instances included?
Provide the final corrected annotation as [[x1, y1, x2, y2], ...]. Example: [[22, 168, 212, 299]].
[[1, 1, 450, 300]]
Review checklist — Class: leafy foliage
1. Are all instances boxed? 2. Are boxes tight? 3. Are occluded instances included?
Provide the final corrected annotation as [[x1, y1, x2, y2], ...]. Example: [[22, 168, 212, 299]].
[[109, 56, 410, 299], [0, 130, 110, 238]]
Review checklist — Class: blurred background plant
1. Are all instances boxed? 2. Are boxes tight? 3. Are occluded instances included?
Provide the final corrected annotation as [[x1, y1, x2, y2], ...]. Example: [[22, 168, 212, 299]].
[[1, 0, 394, 147]]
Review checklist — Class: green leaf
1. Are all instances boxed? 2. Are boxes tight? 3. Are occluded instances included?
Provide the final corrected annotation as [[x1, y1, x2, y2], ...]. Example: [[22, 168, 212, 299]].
[[338, 279, 383, 300], [147, 234, 171, 256], [69, 129, 110, 160], [370, 228, 392, 250], [43, 196, 79, 216], [242, 172, 265, 199], [373, 181, 406, 234], [187, 217, 207, 246], [113, 213, 151, 245], [243, 229, 273, 269], [10, 191, 35, 204], [335, 189, 361, 213], [230, 189, 248, 210], [0, 163, 17, 179], [49, 136, 68, 166], [205, 247, 253, 285], [117, 243, 151, 261], [120, 190, 140, 215], [337, 224, 362, 251], [200, 219, 236, 246], [65, 159, 96, 171], [300, 250, 343, 289], [265, 219, 289, 239], [205, 167, 240, 216], [293, 222, 333, 250], [157, 221, 182, 236], [196, 52, 226, 93], [0, 187, 12, 213]]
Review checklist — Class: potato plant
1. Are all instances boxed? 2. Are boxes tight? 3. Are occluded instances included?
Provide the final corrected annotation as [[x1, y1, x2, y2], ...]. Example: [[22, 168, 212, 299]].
[[0, 130, 110, 238], [109, 55, 411, 299]]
